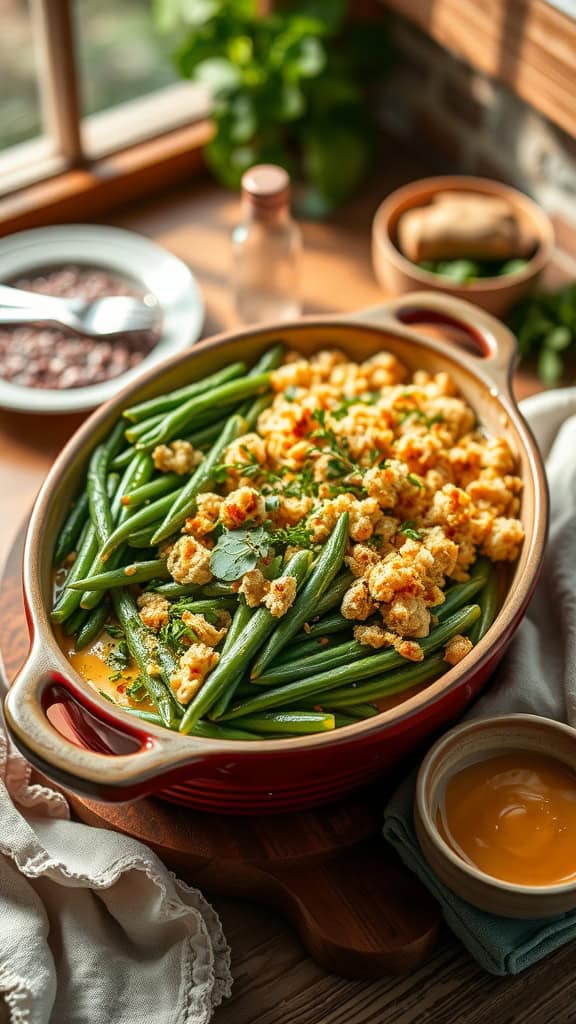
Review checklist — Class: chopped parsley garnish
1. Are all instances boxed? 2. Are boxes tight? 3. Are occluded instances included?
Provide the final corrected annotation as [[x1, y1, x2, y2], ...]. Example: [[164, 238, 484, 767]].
[[126, 677, 148, 703], [407, 472, 425, 489], [398, 408, 444, 428], [105, 624, 125, 640], [106, 639, 130, 671], [268, 523, 313, 548], [398, 520, 422, 541]]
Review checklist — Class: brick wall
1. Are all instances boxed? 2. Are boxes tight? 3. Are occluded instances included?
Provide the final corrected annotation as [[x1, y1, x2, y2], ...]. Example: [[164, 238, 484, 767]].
[[377, 16, 576, 259]]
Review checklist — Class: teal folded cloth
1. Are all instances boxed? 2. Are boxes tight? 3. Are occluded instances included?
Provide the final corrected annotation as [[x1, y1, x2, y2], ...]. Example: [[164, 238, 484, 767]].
[[384, 776, 576, 976]]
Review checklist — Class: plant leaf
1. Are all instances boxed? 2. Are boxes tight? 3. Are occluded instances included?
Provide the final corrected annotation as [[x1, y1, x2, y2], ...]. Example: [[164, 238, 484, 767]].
[[301, 124, 371, 205], [210, 527, 272, 581], [545, 326, 572, 352], [538, 347, 563, 386]]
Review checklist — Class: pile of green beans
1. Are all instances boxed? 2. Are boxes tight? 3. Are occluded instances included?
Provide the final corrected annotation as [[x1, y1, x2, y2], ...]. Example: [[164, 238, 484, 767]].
[[50, 341, 505, 743]]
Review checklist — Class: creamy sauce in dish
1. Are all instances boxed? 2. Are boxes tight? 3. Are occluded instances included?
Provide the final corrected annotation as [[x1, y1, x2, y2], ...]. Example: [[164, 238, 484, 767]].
[[438, 752, 576, 886], [55, 625, 153, 712]]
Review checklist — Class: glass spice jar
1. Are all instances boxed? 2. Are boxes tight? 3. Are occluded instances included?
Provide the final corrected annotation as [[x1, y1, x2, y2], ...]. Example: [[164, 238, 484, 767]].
[[232, 164, 302, 324]]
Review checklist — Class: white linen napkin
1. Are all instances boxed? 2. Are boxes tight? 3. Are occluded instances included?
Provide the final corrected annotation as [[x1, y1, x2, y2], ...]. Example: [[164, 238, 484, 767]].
[[466, 386, 576, 727], [0, 717, 232, 1024]]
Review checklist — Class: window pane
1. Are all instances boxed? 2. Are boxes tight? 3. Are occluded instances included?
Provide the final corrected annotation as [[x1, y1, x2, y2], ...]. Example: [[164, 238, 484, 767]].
[[75, 0, 179, 116], [0, 0, 43, 151]]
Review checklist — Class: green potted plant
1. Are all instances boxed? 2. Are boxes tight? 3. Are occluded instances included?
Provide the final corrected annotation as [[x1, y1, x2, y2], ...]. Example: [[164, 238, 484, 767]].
[[156, 0, 391, 215]]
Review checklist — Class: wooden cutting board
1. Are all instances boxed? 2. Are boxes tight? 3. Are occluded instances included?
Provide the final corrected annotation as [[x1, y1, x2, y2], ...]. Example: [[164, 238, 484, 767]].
[[0, 522, 441, 979]]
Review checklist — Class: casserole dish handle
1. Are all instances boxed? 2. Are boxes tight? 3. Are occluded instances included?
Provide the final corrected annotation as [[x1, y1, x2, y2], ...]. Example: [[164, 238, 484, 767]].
[[4, 642, 231, 802], [354, 291, 518, 395]]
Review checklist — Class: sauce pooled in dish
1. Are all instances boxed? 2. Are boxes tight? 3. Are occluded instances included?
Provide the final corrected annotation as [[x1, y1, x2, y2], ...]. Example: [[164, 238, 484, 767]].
[[438, 752, 576, 886]]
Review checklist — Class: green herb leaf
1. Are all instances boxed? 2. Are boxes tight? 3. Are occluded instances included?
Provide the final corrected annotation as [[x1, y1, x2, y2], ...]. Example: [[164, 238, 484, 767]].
[[398, 520, 422, 541], [268, 523, 313, 548], [538, 346, 563, 386], [105, 624, 125, 639], [210, 526, 272, 581], [106, 639, 130, 671], [126, 677, 148, 703], [407, 472, 425, 489]]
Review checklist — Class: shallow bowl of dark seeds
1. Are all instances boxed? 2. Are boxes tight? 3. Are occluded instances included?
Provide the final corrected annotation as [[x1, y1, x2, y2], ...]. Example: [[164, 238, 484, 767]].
[[1, 265, 161, 391], [0, 225, 204, 414]]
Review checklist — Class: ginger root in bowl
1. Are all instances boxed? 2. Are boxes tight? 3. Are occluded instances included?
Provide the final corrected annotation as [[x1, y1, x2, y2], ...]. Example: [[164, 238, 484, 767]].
[[398, 191, 537, 265]]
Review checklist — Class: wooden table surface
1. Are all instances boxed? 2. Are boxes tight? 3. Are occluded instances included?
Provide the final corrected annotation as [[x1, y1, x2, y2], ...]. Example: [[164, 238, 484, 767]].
[[1, 157, 574, 1023]]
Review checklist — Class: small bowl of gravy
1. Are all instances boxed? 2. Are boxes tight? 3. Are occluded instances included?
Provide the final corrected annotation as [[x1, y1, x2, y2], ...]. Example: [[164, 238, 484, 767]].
[[415, 715, 576, 918]]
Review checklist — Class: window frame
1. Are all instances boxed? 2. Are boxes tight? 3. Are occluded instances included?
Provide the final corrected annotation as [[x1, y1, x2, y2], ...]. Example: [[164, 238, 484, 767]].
[[0, 0, 212, 233]]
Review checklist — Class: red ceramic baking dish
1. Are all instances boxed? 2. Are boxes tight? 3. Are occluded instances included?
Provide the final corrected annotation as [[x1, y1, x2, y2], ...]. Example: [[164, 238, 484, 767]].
[[4, 292, 548, 813]]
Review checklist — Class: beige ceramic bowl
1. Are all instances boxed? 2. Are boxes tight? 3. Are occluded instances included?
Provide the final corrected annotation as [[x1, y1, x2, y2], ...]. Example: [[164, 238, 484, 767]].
[[415, 715, 576, 918], [372, 176, 555, 318]]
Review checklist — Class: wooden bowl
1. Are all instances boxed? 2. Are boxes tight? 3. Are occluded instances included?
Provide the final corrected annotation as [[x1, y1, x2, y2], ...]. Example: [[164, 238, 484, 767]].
[[3, 293, 548, 812], [415, 715, 576, 918], [372, 176, 555, 319]]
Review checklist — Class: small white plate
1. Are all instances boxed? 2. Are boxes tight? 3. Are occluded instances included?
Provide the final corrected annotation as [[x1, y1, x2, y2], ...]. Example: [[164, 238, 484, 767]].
[[0, 224, 204, 414]]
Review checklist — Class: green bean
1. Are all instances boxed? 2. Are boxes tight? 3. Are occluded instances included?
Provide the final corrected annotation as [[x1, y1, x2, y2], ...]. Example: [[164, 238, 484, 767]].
[[179, 550, 311, 733], [269, 631, 349, 668], [105, 419, 130, 461], [80, 452, 154, 611], [87, 444, 115, 545], [151, 413, 246, 544], [250, 513, 349, 679], [469, 566, 500, 644], [53, 492, 90, 566], [332, 713, 360, 729], [234, 348, 283, 426], [50, 474, 119, 624], [249, 343, 285, 375], [110, 446, 136, 471], [229, 711, 335, 735], [121, 474, 180, 507], [61, 606, 89, 637], [186, 420, 226, 449], [124, 412, 165, 444], [111, 413, 231, 470], [220, 600, 252, 657], [75, 602, 111, 650], [97, 487, 185, 562], [209, 601, 254, 719], [120, 708, 165, 726], [122, 707, 258, 739], [111, 590, 181, 729], [437, 569, 489, 622], [238, 393, 273, 432], [252, 638, 374, 687], [312, 572, 355, 618], [136, 374, 270, 451], [301, 611, 349, 640], [190, 721, 260, 741], [149, 579, 234, 598], [123, 362, 247, 423], [270, 613, 350, 665], [70, 559, 169, 591], [323, 703, 379, 719], [173, 597, 238, 615], [126, 527, 157, 548], [220, 605, 481, 720], [114, 453, 154, 517], [325, 653, 447, 707]]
